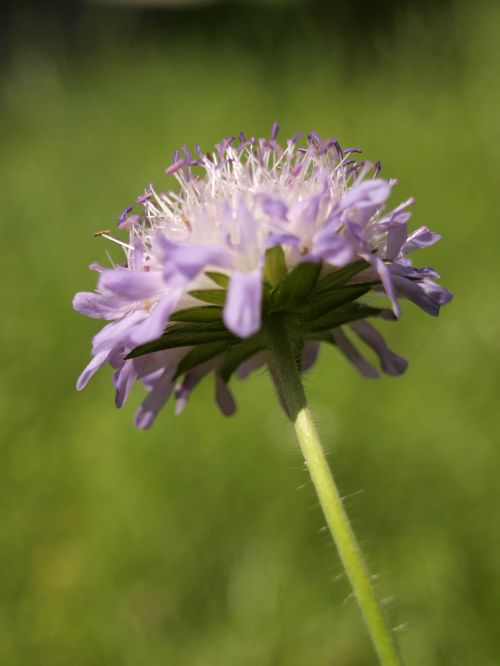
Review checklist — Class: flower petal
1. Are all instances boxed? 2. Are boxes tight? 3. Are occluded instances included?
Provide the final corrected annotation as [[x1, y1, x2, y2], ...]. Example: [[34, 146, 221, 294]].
[[174, 365, 210, 414], [332, 328, 379, 378], [365, 255, 400, 318], [98, 268, 164, 301], [215, 375, 236, 416], [154, 234, 230, 287], [420, 279, 453, 306], [265, 231, 300, 250], [129, 291, 182, 346], [403, 226, 441, 253], [385, 221, 408, 261], [113, 360, 138, 407], [76, 350, 110, 391], [91, 310, 145, 354], [260, 197, 288, 221], [350, 321, 408, 375], [134, 372, 174, 429], [234, 200, 259, 256], [236, 351, 267, 379], [73, 291, 128, 320], [301, 342, 320, 372], [342, 178, 392, 209], [311, 229, 355, 266], [223, 269, 263, 338], [392, 276, 452, 316], [340, 178, 392, 226]]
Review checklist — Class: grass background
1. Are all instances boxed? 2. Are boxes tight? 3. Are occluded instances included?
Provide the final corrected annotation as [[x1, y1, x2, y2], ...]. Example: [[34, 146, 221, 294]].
[[1, 1, 499, 663]]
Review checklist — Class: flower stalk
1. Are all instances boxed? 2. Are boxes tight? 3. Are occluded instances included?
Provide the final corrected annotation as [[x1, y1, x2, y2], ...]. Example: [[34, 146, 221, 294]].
[[265, 313, 402, 666]]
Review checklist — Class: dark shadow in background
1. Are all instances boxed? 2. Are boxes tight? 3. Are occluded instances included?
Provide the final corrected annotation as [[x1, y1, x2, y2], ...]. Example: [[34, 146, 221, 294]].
[[1, 0, 458, 73]]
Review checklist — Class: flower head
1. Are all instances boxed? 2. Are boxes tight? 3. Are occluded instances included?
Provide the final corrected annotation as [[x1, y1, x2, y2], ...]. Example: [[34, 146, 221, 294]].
[[73, 124, 452, 428]]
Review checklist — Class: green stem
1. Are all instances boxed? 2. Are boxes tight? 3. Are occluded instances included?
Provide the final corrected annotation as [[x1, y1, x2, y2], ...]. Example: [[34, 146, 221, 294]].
[[265, 313, 402, 666]]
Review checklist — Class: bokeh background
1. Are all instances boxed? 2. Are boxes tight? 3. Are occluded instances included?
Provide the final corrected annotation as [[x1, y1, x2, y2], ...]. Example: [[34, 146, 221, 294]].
[[1, 0, 499, 664]]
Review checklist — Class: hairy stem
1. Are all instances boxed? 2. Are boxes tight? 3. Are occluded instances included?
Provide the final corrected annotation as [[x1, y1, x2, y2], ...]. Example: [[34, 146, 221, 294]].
[[265, 313, 402, 666]]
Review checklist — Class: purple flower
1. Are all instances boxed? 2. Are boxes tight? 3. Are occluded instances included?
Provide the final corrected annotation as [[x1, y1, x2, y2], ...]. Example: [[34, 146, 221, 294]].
[[74, 124, 451, 428]]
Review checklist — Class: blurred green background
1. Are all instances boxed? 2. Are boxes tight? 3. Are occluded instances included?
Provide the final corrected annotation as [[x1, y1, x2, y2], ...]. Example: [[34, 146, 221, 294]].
[[1, 0, 499, 664]]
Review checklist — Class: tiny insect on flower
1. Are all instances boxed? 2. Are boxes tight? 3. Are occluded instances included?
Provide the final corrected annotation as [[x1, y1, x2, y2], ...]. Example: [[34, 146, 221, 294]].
[[73, 124, 452, 428]]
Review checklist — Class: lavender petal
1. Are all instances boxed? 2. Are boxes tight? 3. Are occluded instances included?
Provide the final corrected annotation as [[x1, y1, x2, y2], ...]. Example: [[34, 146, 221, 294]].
[[129, 291, 182, 346], [301, 341, 320, 372], [223, 269, 263, 338], [236, 351, 267, 379], [98, 268, 164, 301], [311, 229, 355, 266], [91, 310, 146, 354], [392, 276, 452, 316], [155, 234, 230, 287], [114, 360, 138, 407], [215, 375, 237, 416], [174, 365, 209, 414], [134, 372, 174, 429], [403, 226, 441, 253], [350, 321, 408, 375], [385, 221, 408, 261], [73, 291, 127, 320], [365, 255, 401, 318], [332, 328, 379, 378], [76, 350, 110, 391]]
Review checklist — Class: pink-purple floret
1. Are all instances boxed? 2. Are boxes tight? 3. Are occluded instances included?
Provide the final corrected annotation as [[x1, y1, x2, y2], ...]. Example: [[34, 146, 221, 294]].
[[73, 125, 452, 428]]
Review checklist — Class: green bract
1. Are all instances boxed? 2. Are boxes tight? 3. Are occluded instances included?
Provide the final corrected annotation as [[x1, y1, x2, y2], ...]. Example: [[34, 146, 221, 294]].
[[126, 258, 386, 384]]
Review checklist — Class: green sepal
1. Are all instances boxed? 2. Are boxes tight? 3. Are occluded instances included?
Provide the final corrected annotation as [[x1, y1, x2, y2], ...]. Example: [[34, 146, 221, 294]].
[[304, 285, 371, 321], [170, 305, 224, 323], [205, 271, 229, 288], [305, 303, 387, 333], [262, 282, 273, 309], [304, 331, 336, 343], [165, 320, 228, 333], [264, 246, 287, 287], [126, 324, 236, 359], [219, 335, 266, 382], [189, 289, 227, 306], [271, 261, 322, 311], [173, 341, 230, 380], [314, 260, 369, 293]]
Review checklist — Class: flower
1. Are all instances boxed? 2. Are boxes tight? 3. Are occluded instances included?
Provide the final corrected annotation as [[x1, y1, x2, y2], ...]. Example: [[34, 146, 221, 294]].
[[73, 124, 452, 428]]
